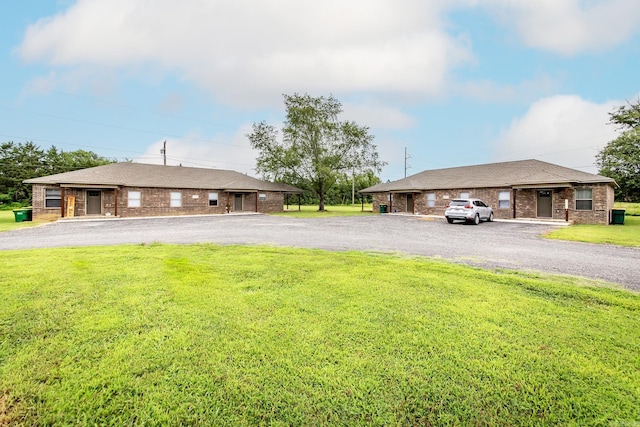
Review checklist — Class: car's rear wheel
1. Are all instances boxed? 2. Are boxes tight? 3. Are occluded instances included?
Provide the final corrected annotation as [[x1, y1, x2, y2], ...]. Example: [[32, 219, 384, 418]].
[[473, 214, 480, 225], [447, 218, 454, 224]]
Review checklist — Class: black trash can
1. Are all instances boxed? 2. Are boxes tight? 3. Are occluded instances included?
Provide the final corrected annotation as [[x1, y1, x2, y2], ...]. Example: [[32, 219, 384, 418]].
[[379, 204, 388, 214], [611, 209, 625, 225]]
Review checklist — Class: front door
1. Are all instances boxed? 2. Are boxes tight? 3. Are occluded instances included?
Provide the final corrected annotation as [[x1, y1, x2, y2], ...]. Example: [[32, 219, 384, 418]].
[[537, 190, 552, 218], [406, 194, 414, 213], [234, 194, 243, 212], [87, 190, 101, 215]]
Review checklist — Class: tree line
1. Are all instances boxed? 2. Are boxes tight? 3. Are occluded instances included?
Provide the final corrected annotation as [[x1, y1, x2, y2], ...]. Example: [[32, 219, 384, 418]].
[[0, 141, 114, 207], [597, 98, 640, 202]]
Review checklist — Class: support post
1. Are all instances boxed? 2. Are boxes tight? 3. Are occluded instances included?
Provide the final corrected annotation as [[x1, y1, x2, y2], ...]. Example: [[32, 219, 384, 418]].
[[114, 187, 119, 217], [61, 187, 66, 218]]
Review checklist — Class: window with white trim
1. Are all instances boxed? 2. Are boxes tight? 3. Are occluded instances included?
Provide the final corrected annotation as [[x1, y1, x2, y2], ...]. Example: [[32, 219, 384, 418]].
[[258, 193, 267, 202], [426, 193, 436, 208], [209, 192, 218, 207], [459, 192, 469, 199], [576, 188, 593, 210], [170, 192, 182, 207], [498, 191, 510, 209], [44, 188, 62, 208], [128, 191, 141, 208]]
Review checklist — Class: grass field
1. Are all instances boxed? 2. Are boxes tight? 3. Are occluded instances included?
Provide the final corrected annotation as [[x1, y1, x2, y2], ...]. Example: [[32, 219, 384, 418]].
[[1, 244, 638, 425], [277, 204, 374, 217], [0, 210, 42, 232], [545, 203, 640, 247]]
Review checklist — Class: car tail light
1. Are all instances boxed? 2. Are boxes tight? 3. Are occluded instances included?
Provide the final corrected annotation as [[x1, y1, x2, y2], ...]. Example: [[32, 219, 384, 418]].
[[465, 204, 472, 209]]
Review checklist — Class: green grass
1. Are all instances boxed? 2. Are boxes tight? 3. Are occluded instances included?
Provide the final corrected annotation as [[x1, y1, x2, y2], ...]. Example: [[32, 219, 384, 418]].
[[617, 202, 640, 216], [545, 203, 640, 247], [275, 204, 374, 217], [0, 210, 42, 232], [1, 244, 638, 425]]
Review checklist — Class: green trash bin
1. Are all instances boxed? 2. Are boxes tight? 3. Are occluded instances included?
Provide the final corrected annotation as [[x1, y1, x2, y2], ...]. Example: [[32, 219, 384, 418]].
[[12, 208, 33, 222], [379, 204, 388, 213], [611, 209, 625, 225]]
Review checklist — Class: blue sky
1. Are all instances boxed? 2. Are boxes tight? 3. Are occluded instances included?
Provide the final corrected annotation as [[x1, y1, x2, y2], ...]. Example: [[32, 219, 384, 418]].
[[1, 1, 639, 181]]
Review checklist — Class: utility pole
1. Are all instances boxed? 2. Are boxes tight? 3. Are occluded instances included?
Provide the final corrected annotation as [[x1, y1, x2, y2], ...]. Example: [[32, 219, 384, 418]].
[[161, 140, 166, 166], [404, 147, 411, 178]]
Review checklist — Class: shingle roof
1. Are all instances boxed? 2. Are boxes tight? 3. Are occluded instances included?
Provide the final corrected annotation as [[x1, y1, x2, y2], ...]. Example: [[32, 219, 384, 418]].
[[360, 159, 616, 193], [25, 162, 303, 193]]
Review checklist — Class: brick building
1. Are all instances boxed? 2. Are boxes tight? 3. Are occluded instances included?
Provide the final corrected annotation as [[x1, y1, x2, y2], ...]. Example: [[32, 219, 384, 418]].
[[360, 159, 617, 225], [25, 162, 302, 220]]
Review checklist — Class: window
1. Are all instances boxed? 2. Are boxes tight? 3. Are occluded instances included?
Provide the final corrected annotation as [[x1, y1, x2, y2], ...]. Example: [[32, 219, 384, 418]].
[[45, 188, 61, 208], [258, 193, 267, 202], [170, 192, 182, 207], [498, 191, 510, 209], [128, 191, 141, 208], [576, 188, 593, 210], [387, 193, 393, 202], [459, 192, 469, 199], [209, 192, 218, 207], [426, 193, 436, 208]]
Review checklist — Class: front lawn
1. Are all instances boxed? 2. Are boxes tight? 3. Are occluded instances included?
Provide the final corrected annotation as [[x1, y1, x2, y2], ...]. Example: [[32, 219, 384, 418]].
[[545, 202, 640, 247], [0, 210, 41, 232], [0, 244, 638, 425]]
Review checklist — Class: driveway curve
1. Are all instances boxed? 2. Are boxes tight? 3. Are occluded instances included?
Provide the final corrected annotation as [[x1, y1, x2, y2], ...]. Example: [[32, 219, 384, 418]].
[[1, 214, 638, 291]]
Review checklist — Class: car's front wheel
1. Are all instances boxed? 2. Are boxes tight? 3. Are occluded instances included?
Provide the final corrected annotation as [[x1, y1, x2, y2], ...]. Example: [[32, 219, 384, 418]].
[[488, 212, 494, 222]]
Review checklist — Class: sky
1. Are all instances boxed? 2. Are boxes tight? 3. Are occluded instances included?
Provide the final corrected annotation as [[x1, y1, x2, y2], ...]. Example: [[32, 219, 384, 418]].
[[1, 0, 639, 182]]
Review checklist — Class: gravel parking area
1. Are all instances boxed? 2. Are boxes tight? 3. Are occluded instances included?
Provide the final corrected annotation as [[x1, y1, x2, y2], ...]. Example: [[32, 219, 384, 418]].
[[1, 214, 638, 291]]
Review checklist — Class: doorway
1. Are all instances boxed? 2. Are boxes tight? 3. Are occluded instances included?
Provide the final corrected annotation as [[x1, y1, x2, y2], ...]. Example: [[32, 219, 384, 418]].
[[234, 194, 243, 212], [537, 190, 552, 218], [87, 190, 101, 215], [406, 194, 414, 213]]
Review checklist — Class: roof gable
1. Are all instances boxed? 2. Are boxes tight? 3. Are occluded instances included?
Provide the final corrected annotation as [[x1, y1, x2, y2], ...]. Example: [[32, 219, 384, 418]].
[[24, 162, 302, 193]]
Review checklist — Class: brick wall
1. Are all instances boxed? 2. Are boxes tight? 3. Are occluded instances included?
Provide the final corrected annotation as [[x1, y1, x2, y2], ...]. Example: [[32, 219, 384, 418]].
[[370, 184, 614, 224], [30, 185, 287, 219], [373, 188, 514, 219]]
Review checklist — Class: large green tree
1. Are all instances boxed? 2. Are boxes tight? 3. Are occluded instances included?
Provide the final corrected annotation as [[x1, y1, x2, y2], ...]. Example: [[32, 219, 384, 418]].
[[248, 93, 385, 210], [0, 142, 114, 206], [597, 99, 640, 202]]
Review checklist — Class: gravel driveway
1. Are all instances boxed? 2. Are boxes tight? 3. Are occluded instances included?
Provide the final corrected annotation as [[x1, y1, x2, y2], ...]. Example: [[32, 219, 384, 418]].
[[1, 214, 638, 291]]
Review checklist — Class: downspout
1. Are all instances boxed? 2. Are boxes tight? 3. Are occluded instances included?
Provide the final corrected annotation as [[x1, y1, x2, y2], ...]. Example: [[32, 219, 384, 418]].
[[255, 192, 258, 213], [512, 189, 517, 219]]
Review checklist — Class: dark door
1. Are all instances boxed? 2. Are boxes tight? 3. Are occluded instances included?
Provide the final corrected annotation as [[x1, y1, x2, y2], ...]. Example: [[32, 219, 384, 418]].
[[406, 194, 414, 213], [87, 190, 101, 215], [537, 190, 552, 217], [234, 194, 243, 212]]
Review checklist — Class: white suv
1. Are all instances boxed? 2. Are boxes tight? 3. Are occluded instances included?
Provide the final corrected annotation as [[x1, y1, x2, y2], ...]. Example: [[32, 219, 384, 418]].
[[445, 198, 494, 225]]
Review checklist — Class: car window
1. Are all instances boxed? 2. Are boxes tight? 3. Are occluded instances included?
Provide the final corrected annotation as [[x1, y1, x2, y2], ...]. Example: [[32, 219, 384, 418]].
[[450, 200, 467, 206]]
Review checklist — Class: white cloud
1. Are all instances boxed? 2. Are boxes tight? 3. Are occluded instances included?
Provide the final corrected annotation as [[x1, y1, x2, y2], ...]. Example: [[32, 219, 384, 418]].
[[136, 126, 257, 175], [17, 0, 474, 106], [342, 102, 416, 130], [483, 0, 640, 55], [457, 73, 558, 103], [491, 95, 620, 172]]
